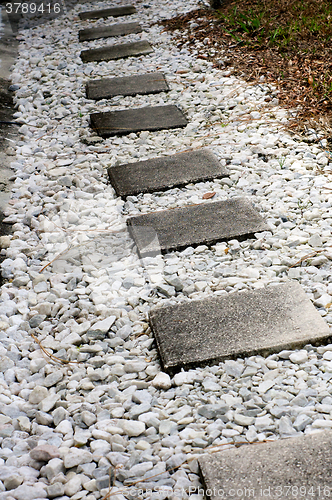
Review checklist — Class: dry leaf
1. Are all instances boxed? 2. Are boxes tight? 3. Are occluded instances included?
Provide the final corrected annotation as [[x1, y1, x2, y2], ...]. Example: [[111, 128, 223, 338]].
[[202, 192, 216, 199]]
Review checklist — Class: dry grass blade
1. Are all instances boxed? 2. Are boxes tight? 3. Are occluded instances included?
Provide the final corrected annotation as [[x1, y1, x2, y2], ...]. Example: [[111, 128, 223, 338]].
[[30, 332, 80, 365], [289, 249, 325, 268], [39, 247, 73, 273]]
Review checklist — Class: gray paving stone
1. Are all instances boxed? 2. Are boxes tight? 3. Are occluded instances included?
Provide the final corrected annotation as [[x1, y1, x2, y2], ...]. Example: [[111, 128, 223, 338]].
[[198, 431, 332, 500], [90, 104, 187, 138], [127, 197, 269, 256], [79, 22, 142, 42], [149, 281, 330, 373], [108, 149, 229, 197], [80, 40, 153, 63], [86, 72, 168, 100], [79, 5, 136, 20]]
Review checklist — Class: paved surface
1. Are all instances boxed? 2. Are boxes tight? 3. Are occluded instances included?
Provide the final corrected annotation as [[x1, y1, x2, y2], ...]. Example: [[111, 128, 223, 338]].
[[78, 5, 136, 20], [127, 197, 269, 256], [79, 21, 142, 42], [90, 104, 188, 137], [108, 149, 229, 197], [149, 281, 330, 373], [80, 40, 153, 63], [0, 7, 19, 78], [86, 72, 169, 100], [0, 4, 18, 277], [198, 431, 332, 500]]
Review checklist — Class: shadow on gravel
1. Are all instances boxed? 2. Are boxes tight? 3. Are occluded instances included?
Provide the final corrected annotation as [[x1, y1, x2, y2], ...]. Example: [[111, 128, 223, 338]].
[[0, 197, 13, 290], [0, 78, 15, 286], [0, 77, 15, 121]]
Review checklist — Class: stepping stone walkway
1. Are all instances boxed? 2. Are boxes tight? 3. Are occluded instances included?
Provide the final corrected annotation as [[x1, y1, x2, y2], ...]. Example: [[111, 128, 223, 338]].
[[78, 5, 136, 21], [149, 281, 330, 373], [90, 104, 187, 138], [79, 22, 142, 42], [198, 431, 332, 500], [77, 10, 331, 491], [86, 72, 169, 100], [80, 40, 153, 63], [127, 197, 269, 256], [108, 149, 229, 197]]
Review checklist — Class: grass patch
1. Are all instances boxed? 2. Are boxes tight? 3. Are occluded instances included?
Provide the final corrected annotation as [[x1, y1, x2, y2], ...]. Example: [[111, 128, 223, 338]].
[[160, 0, 332, 133], [217, 1, 332, 52]]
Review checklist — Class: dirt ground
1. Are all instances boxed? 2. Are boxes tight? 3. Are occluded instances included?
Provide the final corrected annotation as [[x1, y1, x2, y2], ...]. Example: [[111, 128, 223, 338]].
[[159, 0, 332, 138]]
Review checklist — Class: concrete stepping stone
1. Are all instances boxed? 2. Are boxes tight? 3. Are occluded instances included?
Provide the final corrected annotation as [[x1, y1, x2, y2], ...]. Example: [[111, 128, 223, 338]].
[[80, 40, 153, 63], [86, 72, 169, 100], [198, 431, 332, 500], [127, 197, 269, 257], [108, 149, 229, 197], [149, 281, 330, 373], [79, 22, 142, 42], [90, 104, 187, 138], [79, 5, 136, 20]]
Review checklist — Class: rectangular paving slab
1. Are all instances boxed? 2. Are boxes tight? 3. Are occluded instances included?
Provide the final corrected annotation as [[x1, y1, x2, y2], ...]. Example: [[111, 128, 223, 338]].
[[108, 149, 229, 197], [198, 431, 332, 500], [80, 40, 153, 63], [90, 104, 187, 138], [127, 197, 269, 257], [79, 22, 142, 42], [86, 72, 169, 100], [149, 281, 330, 373], [79, 5, 136, 20]]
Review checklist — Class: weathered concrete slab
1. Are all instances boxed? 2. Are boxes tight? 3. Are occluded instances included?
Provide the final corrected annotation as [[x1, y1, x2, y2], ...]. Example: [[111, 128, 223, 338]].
[[90, 104, 187, 138], [79, 22, 142, 42], [81, 40, 153, 63], [127, 197, 269, 256], [79, 5, 136, 20], [198, 431, 332, 500], [149, 281, 330, 373], [86, 72, 168, 100], [108, 149, 229, 197]]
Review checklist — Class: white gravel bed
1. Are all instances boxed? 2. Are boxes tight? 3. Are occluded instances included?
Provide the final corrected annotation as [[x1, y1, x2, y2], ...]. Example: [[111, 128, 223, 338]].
[[1, 0, 332, 499]]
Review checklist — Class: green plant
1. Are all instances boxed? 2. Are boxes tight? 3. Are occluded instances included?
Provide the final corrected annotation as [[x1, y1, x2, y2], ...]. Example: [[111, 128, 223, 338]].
[[297, 199, 313, 216], [217, 6, 266, 44], [277, 157, 286, 168]]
